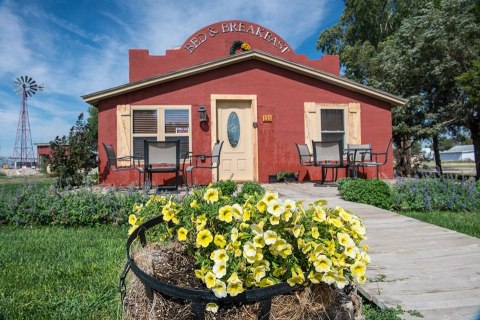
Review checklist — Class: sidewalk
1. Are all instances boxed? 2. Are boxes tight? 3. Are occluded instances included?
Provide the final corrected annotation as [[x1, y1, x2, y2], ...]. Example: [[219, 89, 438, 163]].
[[263, 182, 480, 320]]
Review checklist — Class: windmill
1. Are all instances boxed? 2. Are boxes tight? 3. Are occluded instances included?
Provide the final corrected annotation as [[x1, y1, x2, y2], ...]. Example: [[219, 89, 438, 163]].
[[12, 76, 44, 168]]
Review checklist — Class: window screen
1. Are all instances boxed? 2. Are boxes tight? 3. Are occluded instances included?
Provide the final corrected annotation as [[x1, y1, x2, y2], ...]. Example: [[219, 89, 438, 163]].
[[165, 136, 189, 159], [133, 137, 157, 159], [321, 109, 345, 142]]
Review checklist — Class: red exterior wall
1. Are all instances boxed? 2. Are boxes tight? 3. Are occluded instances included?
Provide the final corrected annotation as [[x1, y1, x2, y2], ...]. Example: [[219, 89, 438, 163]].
[[97, 59, 394, 186]]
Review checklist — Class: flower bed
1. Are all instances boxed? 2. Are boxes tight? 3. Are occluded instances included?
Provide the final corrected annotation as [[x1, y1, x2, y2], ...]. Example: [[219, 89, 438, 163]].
[[125, 186, 369, 317]]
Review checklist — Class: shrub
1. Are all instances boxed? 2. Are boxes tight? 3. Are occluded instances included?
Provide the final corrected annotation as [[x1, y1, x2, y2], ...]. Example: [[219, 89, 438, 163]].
[[338, 179, 393, 210], [235, 181, 266, 201], [392, 177, 480, 212], [211, 180, 237, 197], [1, 185, 147, 226]]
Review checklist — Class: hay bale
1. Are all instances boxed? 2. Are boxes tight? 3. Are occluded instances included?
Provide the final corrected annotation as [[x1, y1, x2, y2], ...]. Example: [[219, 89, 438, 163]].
[[123, 243, 362, 320]]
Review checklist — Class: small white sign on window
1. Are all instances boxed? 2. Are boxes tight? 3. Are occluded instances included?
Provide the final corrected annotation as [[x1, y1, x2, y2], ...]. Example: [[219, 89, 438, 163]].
[[176, 127, 189, 134]]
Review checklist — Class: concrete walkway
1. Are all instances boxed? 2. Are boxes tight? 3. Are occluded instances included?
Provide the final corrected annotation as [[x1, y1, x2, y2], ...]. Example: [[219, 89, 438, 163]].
[[262, 182, 480, 320]]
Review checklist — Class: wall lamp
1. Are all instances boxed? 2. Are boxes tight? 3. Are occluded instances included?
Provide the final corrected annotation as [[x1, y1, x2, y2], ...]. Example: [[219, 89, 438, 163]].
[[198, 105, 208, 123]]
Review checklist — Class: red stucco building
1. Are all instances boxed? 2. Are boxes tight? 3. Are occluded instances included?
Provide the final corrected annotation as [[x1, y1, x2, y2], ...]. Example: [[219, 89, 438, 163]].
[[83, 20, 405, 186]]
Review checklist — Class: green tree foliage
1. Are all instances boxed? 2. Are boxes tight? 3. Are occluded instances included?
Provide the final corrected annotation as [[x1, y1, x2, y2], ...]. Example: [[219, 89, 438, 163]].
[[49, 113, 97, 188], [317, 0, 480, 178]]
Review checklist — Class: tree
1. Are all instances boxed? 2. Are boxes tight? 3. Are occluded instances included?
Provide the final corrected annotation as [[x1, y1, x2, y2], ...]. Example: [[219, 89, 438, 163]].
[[49, 113, 97, 188], [456, 60, 480, 180], [317, 0, 480, 177]]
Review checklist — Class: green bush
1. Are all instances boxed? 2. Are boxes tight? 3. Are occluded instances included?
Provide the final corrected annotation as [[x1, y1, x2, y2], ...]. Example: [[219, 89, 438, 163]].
[[235, 181, 266, 201], [211, 179, 237, 197], [392, 177, 480, 212], [338, 178, 393, 209], [1, 185, 147, 226]]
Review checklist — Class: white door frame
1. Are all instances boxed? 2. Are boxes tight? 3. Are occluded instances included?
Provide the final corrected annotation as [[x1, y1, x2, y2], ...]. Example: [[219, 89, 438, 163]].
[[210, 94, 258, 182]]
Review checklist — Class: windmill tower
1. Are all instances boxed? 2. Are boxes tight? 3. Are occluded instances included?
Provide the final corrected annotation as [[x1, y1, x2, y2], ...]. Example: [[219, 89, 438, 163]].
[[12, 76, 43, 168]]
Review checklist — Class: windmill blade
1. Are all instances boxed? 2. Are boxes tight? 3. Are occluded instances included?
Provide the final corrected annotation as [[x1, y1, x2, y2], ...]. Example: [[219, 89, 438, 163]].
[[20, 76, 26, 83], [27, 77, 34, 85], [30, 84, 38, 91], [30, 80, 37, 87]]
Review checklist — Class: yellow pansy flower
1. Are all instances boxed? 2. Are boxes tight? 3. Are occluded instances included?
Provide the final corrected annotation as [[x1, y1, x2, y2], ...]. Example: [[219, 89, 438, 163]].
[[227, 280, 244, 296], [344, 245, 359, 259], [350, 261, 366, 278], [279, 244, 293, 258], [287, 267, 305, 286], [357, 274, 367, 284], [133, 203, 143, 212], [256, 200, 267, 213], [263, 230, 277, 245], [218, 205, 233, 223], [328, 218, 343, 228], [311, 227, 320, 239], [203, 188, 219, 203], [232, 204, 243, 220], [335, 275, 349, 289], [262, 191, 278, 205], [273, 267, 286, 277], [313, 206, 326, 222], [292, 224, 305, 238], [281, 210, 292, 222], [234, 248, 242, 257], [242, 209, 251, 221], [269, 215, 280, 225], [360, 251, 371, 264], [212, 280, 227, 298], [267, 202, 285, 217], [258, 278, 275, 287], [250, 223, 263, 236], [337, 232, 354, 247], [177, 227, 188, 241], [214, 234, 226, 248], [284, 199, 296, 212], [212, 262, 227, 278], [239, 222, 249, 230], [128, 214, 137, 226], [190, 199, 200, 209], [313, 255, 332, 273], [252, 266, 266, 282], [231, 227, 239, 242], [243, 241, 257, 257], [204, 271, 216, 288], [322, 271, 336, 285], [196, 229, 213, 248], [253, 235, 265, 248], [338, 208, 352, 221], [206, 302, 218, 313], [308, 271, 323, 284], [195, 215, 207, 231], [210, 249, 229, 263]]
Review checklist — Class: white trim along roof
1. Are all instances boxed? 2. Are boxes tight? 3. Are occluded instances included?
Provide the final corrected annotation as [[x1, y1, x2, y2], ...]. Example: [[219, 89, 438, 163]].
[[82, 50, 406, 107]]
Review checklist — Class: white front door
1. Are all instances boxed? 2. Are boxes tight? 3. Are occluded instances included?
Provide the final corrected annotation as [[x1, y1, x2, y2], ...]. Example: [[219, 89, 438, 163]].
[[217, 101, 254, 181]]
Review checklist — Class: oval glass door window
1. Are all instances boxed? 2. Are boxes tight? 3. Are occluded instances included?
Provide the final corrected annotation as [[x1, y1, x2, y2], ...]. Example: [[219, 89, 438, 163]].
[[227, 112, 240, 148]]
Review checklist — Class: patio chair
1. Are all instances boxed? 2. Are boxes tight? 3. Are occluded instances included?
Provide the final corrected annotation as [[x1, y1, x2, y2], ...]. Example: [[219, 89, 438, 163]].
[[355, 138, 393, 179], [346, 143, 372, 178], [183, 141, 224, 189], [144, 140, 180, 191], [312, 140, 349, 185], [102, 143, 144, 186], [296, 143, 315, 167]]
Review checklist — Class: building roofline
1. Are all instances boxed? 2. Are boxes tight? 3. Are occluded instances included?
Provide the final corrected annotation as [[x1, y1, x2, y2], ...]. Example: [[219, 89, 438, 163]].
[[82, 50, 406, 107]]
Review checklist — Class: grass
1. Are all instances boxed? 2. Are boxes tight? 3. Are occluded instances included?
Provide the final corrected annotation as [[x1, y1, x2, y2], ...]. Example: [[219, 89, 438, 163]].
[[0, 174, 55, 193], [0, 225, 126, 320], [397, 210, 480, 238], [362, 300, 423, 319]]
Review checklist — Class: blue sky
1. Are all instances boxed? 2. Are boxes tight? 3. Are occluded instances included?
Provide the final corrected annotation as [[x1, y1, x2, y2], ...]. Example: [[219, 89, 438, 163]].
[[0, 0, 344, 157]]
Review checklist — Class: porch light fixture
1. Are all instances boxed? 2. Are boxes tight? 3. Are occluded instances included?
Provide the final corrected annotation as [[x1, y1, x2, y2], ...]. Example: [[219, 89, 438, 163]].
[[198, 105, 207, 123]]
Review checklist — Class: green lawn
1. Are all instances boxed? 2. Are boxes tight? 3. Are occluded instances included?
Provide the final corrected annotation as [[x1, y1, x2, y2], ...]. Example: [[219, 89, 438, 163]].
[[397, 210, 480, 238], [0, 174, 55, 193], [0, 225, 126, 320]]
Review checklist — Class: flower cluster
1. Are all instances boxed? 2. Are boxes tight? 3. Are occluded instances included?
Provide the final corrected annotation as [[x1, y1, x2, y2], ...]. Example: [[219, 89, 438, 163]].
[[129, 187, 370, 300], [229, 40, 251, 55]]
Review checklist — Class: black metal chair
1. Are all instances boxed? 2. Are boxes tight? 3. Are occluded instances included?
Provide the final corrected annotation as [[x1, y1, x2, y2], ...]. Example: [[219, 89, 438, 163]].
[[295, 143, 315, 167], [355, 138, 393, 179], [144, 140, 180, 191], [103, 143, 144, 186], [346, 143, 372, 178], [312, 140, 349, 185], [183, 141, 224, 189]]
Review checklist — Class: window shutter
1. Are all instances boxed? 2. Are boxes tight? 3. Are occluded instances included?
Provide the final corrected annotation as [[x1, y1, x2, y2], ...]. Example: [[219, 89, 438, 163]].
[[117, 104, 131, 166], [304, 102, 317, 149], [347, 103, 361, 144]]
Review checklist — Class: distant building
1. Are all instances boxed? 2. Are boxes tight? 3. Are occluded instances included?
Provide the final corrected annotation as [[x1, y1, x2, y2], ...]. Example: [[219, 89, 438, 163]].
[[439, 145, 474, 161], [35, 143, 52, 168], [0, 157, 14, 169]]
